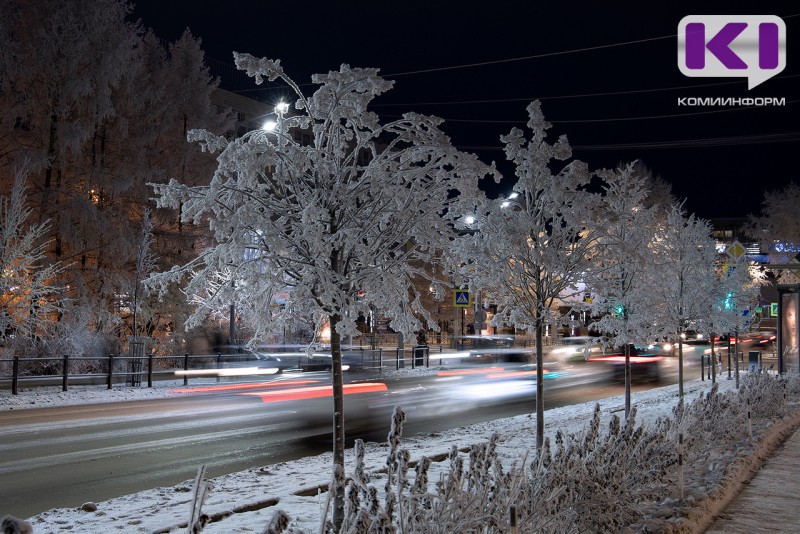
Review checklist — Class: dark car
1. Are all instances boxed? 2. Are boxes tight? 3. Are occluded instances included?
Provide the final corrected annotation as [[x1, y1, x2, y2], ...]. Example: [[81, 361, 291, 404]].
[[464, 349, 533, 365]]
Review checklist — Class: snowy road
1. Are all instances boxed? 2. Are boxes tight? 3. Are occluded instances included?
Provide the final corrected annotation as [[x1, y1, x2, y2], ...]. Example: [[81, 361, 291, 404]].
[[0, 392, 332, 517]]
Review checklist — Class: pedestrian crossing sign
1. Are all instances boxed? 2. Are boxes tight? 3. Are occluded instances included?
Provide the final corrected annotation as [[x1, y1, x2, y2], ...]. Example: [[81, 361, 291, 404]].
[[453, 290, 472, 307]]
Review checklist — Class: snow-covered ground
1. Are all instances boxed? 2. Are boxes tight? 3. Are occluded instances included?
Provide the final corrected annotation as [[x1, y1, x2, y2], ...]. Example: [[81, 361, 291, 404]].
[[2, 372, 799, 533]]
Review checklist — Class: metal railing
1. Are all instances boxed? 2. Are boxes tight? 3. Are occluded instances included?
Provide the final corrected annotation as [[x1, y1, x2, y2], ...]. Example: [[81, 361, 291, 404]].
[[699, 349, 780, 383]]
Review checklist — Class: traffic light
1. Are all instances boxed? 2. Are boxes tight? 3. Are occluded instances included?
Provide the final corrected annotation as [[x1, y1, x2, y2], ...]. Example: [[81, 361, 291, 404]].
[[724, 291, 734, 311], [610, 303, 624, 317]]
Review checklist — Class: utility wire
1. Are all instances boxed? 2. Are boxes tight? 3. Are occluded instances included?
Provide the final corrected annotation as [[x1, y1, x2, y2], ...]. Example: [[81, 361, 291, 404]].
[[457, 131, 800, 152], [382, 13, 800, 78]]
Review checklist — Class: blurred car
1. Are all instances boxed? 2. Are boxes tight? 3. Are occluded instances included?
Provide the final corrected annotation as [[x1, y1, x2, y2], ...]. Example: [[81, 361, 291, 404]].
[[586, 344, 664, 382], [547, 336, 602, 363], [456, 335, 515, 350], [741, 330, 777, 348], [218, 352, 294, 373], [463, 348, 534, 365]]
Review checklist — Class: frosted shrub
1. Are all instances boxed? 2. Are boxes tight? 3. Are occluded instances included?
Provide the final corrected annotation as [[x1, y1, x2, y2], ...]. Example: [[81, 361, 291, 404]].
[[740, 372, 796, 419], [339, 408, 541, 533], [522, 404, 674, 532], [783, 370, 800, 398], [334, 403, 675, 533], [671, 382, 747, 459], [391, 434, 527, 533]]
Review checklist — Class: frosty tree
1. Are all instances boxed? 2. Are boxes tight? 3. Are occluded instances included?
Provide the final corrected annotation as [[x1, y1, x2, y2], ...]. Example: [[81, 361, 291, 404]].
[[747, 181, 800, 283], [458, 101, 597, 450], [647, 204, 717, 402], [147, 54, 492, 530], [0, 165, 65, 349], [585, 162, 660, 417], [703, 254, 764, 383]]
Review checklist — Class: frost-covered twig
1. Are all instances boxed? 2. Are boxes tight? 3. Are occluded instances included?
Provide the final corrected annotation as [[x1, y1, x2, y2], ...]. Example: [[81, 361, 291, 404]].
[[187, 465, 213, 533], [262, 510, 291, 534]]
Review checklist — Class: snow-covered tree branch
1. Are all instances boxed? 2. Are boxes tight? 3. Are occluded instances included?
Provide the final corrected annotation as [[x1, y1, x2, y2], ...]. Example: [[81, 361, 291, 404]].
[[747, 181, 800, 284]]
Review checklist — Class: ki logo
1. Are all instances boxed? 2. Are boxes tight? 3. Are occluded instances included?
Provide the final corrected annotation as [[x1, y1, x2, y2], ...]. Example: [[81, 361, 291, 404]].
[[678, 15, 786, 89]]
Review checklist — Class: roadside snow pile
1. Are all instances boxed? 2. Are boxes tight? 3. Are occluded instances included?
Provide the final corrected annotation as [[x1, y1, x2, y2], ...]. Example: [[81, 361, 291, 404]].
[[1, 383, 185, 409]]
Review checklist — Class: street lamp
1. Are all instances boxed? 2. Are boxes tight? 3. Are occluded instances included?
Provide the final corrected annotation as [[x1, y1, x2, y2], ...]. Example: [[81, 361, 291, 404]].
[[261, 101, 289, 132], [501, 192, 519, 208]]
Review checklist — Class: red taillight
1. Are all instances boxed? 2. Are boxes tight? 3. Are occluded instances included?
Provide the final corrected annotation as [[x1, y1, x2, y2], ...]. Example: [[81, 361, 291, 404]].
[[242, 382, 388, 403]]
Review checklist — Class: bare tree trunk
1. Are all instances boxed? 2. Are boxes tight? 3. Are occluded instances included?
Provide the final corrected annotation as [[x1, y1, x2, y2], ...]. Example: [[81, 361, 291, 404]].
[[624, 342, 631, 417], [329, 313, 345, 531], [39, 111, 58, 225], [535, 312, 544, 451], [678, 327, 685, 403], [734, 327, 740, 389]]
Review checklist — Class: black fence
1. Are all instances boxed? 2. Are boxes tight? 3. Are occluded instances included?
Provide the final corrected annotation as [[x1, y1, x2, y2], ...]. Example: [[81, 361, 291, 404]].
[[699, 349, 779, 382], [0, 346, 442, 395]]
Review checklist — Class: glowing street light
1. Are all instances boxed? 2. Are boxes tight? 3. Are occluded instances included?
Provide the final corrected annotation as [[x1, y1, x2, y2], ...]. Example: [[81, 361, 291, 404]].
[[261, 102, 289, 132], [501, 192, 519, 208]]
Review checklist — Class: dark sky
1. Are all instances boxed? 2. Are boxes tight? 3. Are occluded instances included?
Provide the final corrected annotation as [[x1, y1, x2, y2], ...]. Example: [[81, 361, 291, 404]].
[[130, 1, 800, 220]]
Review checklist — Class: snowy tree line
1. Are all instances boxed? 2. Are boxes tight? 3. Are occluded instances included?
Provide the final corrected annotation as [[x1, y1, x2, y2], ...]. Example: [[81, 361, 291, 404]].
[[139, 52, 774, 525], [0, 0, 233, 357], [0, 2, 785, 517]]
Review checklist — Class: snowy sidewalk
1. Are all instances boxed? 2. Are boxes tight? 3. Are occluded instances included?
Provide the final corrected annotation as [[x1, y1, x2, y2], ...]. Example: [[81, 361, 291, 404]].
[[707, 425, 800, 533]]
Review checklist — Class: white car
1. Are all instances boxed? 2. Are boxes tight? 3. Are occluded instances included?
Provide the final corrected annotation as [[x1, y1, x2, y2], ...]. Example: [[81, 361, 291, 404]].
[[547, 336, 601, 362]]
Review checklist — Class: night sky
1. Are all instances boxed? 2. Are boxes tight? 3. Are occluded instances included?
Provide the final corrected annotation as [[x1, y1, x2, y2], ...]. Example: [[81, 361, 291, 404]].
[[130, 1, 800, 220]]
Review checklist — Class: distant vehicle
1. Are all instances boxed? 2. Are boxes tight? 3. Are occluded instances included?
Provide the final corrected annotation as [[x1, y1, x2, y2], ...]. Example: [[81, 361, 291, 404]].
[[741, 330, 776, 348], [464, 349, 534, 365], [221, 348, 370, 374], [456, 335, 515, 350], [586, 344, 663, 382], [218, 352, 294, 373], [548, 336, 601, 363]]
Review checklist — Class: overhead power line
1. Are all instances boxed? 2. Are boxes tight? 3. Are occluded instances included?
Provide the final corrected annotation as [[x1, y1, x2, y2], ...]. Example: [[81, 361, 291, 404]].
[[456, 131, 800, 152], [382, 13, 800, 78]]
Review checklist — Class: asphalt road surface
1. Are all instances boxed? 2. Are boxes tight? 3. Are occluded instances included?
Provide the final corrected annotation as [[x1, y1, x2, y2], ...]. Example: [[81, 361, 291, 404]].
[[0, 360, 694, 518]]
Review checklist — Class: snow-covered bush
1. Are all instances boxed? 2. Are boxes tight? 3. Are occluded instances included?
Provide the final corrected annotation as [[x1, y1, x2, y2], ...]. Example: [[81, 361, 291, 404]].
[[297, 404, 674, 533], [523, 404, 674, 532], [672, 382, 748, 461], [740, 372, 796, 419]]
